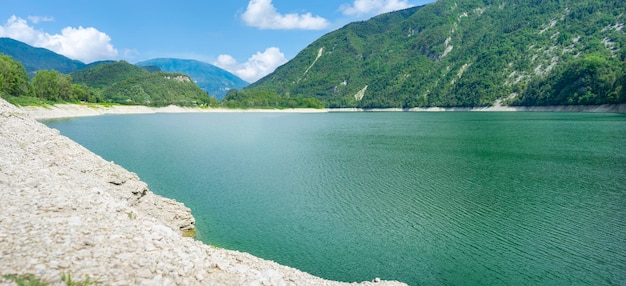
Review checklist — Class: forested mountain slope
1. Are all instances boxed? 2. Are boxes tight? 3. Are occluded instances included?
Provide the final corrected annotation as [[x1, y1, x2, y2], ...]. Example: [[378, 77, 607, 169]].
[[136, 58, 248, 100], [70, 61, 215, 106], [249, 0, 626, 108], [0, 37, 86, 75], [0, 55, 215, 107]]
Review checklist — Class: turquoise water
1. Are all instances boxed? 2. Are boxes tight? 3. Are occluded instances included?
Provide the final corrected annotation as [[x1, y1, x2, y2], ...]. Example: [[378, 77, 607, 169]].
[[45, 112, 626, 285]]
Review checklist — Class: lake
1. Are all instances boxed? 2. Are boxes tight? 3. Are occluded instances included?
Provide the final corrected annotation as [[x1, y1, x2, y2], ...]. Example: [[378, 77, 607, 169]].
[[44, 112, 626, 285]]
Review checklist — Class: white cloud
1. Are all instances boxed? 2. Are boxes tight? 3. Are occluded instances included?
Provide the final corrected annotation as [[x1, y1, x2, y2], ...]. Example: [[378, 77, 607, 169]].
[[340, 0, 413, 16], [215, 47, 287, 83], [242, 0, 329, 30], [0, 15, 118, 63], [122, 48, 139, 59], [27, 16, 54, 24]]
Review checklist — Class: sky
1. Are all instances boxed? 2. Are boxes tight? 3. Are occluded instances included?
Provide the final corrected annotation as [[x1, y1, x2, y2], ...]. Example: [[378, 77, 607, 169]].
[[0, 0, 434, 83]]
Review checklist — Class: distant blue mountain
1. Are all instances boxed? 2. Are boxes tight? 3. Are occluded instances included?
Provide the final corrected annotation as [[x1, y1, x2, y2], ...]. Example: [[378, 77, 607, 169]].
[[136, 58, 248, 100], [0, 37, 86, 76]]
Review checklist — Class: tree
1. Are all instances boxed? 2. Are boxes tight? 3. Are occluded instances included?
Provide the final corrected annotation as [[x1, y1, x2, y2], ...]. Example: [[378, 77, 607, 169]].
[[32, 70, 73, 101], [0, 54, 30, 97], [515, 53, 623, 106], [222, 89, 324, 109]]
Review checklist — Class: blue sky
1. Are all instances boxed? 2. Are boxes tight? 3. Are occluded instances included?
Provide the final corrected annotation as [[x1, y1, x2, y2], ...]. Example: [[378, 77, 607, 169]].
[[0, 0, 434, 82]]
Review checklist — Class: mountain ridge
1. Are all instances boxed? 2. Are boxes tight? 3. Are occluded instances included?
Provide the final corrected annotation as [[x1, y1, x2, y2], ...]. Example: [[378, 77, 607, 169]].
[[0, 37, 86, 75], [70, 60, 215, 106], [248, 0, 626, 108], [136, 58, 248, 100], [0, 39, 247, 101]]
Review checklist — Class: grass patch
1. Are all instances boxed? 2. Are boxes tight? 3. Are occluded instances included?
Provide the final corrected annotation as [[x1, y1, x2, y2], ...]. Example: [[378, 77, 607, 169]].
[[82, 102, 121, 108], [3, 274, 48, 286], [61, 272, 100, 286], [126, 211, 137, 219], [1, 96, 52, 107], [3, 273, 101, 286]]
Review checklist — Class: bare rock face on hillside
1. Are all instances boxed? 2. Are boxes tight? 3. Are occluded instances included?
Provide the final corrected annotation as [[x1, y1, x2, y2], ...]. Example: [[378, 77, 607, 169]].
[[0, 98, 406, 286]]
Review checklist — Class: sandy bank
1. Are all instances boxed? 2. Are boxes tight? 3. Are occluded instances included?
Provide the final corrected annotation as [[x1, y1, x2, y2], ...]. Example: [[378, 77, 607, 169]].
[[19, 102, 626, 120], [0, 97, 404, 285], [19, 104, 327, 120]]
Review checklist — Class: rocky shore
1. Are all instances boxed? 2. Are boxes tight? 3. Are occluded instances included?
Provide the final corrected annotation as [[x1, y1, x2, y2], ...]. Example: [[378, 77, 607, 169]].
[[332, 103, 626, 113], [18, 102, 626, 121], [0, 97, 405, 286], [19, 104, 327, 120]]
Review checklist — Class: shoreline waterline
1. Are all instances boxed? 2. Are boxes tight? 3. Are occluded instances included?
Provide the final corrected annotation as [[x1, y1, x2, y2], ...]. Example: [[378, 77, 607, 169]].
[[18, 104, 329, 120], [18, 103, 626, 120], [330, 103, 626, 113]]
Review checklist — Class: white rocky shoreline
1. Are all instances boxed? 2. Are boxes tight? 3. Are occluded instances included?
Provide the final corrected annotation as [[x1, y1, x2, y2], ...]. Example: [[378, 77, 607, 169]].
[[0, 97, 406, 286], [18, 104, 328, 120], [17, 102, 626, 121]]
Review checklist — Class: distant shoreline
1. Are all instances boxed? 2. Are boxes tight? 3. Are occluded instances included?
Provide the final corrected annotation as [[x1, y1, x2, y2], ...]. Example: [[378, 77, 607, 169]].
[[18, 103, 626, 120], [331, 103, 626, 113]]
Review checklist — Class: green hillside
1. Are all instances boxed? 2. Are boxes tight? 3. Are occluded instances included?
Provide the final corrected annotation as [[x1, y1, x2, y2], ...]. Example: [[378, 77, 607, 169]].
[[71, 60, 148, 89], [249, 0, 626, 108], [136, 58, 249, 100], [101, 71, 215, 106], [0, 37, 86, 76], [71, 61, 215, 106], [0, 56, 216, 107]]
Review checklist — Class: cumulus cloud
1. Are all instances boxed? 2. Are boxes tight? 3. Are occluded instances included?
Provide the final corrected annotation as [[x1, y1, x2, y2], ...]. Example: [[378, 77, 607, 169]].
[[0, 15, 118, 63], [242, 0, 329, 30], [215, 47, 287, 83], [340, 0, 413, 16]]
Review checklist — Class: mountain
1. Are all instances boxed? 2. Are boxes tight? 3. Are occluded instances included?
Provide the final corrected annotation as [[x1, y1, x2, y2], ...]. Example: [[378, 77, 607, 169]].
[[136, 58, 248, 100], [70, 60, 149, 89], [249, 0, 626, 108], [0, 37, 86, 75], [69, 60, 215, 106]]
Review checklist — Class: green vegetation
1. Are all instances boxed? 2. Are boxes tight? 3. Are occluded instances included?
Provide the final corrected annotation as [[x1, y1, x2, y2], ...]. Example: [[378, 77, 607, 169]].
[[0, 38, 249, 104], [513, 53, 626, 105], [0, 54, 103, 106], [70, 61, 217, 106], [4, 0, 625, 109], [0, 56, 218, 107], [32, 70, 101, 103], [221, 89, 324, 109], [3, 274, 48, 286], [70, 60, 147, 89], [136, 58, 249, 100], [249, 0, 626, 108], [61, 272, 100, 286], [2, 273, 100, 286], [0, 37, 85, 76], [0, 54, 30, 97]]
